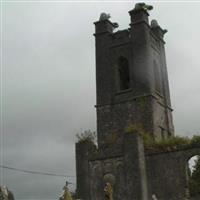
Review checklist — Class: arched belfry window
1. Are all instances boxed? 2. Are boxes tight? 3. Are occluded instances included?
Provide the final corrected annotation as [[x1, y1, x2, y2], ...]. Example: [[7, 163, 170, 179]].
[[118, 57, 130, 91]]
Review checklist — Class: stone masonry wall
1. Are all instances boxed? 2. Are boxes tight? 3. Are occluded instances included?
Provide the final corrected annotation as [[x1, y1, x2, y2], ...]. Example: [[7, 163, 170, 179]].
[[145, 145, 200, 200]]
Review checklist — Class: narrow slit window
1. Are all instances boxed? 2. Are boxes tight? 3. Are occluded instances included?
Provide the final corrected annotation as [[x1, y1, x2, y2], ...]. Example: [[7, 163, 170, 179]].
[[118, 57, 130, 91], [153, 60, 162, 93]]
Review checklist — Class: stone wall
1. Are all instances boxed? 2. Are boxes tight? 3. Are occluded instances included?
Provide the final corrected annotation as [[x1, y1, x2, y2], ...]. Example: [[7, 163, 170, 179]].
[[76, 135, 200, 200], [146, 145, 200, 200]]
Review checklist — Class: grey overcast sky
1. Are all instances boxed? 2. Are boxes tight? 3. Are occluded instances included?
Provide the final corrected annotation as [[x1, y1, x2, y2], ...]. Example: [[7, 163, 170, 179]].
[[1, 1, 200, 199]]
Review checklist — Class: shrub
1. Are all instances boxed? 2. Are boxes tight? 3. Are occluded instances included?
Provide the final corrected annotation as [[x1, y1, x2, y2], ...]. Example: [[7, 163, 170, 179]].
[[76, 130, 96, 144], [125, 123, 154, 146], [150, 136, 190, 150], [125, 123, 197, 150], [125, 123, 145, 134], [142, 133, 155, 147], [191, 135, 200, 146]]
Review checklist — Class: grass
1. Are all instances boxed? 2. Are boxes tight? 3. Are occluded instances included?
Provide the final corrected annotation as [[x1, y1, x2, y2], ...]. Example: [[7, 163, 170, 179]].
[[125, 123, 200, 150], [145, 134, 200, 150]]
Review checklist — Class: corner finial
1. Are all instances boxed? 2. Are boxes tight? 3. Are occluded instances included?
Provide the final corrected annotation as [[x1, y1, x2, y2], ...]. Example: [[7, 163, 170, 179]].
[[99, 13, 111, 21], [134, 2, 153, 12], [98, 12, 119, 29], [151, 19, 159, 28], [151, 19, 168, 35]]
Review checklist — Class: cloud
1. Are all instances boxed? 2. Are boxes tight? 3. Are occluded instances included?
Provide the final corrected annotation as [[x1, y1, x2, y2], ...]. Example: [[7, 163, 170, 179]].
[[1, 2, 200, 199]]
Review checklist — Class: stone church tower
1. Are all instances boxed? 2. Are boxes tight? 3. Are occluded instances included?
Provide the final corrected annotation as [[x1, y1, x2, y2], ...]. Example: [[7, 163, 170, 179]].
[[75, 3, 200, 200], [95, 4, 174, 151]]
